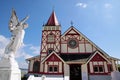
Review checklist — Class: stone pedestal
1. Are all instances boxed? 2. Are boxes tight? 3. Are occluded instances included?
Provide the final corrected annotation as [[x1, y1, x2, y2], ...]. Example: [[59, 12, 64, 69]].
[[0, 58, 21, 80]]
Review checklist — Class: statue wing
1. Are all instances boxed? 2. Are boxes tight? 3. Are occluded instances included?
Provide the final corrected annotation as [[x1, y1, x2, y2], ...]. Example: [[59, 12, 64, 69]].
[[9, 9, 19, 31]]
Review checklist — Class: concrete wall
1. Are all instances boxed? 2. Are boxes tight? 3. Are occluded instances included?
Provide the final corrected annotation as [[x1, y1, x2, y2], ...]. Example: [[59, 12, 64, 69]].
[[89, 75, 111, 80]]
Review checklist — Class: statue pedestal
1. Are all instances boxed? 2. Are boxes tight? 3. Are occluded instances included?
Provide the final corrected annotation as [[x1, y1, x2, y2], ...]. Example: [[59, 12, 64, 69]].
[[0, 58, 21, 80]]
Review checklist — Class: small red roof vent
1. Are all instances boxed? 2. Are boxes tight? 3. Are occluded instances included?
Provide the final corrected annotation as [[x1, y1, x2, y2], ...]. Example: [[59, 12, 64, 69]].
[[46, 11, 59, 26]]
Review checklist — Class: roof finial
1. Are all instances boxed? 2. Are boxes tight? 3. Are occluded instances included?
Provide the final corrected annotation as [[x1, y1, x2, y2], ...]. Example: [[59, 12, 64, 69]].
[[71, 21, 73, 26]]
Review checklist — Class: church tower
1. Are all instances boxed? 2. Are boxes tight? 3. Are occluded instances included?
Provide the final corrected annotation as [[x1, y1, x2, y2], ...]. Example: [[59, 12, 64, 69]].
[[40, 11, 61, 72]]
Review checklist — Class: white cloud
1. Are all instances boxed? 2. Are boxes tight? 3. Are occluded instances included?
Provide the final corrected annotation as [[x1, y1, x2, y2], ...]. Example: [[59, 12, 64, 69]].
[[76, 3, 88, 8], [104, 3, 112, 9], [30, 46, 40, 54], [18, 61, 28, 69], [16, 51, 32, 59]]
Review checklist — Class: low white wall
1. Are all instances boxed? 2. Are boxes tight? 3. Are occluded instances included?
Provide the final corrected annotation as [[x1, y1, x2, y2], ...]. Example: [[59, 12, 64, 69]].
[[89, 75, 111, 80], [28, 75, 64, 80], [111, 71, 120, 80]]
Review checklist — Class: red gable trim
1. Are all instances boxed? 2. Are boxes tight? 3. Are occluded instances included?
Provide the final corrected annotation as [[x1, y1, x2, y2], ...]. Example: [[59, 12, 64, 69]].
[[86, 51, 111, 64], [41, 51, 65, 63], [46, 54, 61, 61]]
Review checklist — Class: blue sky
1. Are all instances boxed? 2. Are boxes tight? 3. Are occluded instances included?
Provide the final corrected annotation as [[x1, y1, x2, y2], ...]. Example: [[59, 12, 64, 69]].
[[0, 0, 120, 68]]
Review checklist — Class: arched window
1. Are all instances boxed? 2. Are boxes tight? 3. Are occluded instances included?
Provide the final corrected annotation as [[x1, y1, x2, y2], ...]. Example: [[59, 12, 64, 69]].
[[33, 61, 40, 73], [47, 33, 55, 43]]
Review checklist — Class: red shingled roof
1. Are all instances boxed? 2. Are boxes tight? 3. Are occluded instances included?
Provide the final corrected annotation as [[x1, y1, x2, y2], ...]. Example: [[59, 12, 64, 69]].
[[46, 11, 59, 26]]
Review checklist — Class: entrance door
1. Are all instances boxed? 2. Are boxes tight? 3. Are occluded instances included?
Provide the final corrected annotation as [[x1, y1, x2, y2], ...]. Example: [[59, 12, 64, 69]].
[[70, 64, 81, 80]]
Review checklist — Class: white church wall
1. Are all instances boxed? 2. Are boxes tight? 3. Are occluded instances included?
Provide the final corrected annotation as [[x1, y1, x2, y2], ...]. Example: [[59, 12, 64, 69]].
[[59, 62, 62, 73], [68, 47, 78, 53], [104, 62, 108, 73], [86, 44, 92, 52], [81, 64, 88, 80], [40, 63, 44, 72], [89, 62, 93, 73], [64, 64, 70, 80], [61, 44, 67, 53], [112, 60, 117, 71], [93, 47, 96, 52], [79, 44, 85, 52], [45, 62, 48, 73]]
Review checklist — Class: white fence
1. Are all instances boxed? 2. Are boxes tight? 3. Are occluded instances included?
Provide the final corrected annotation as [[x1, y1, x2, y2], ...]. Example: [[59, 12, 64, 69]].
[[28, 75, 64, 80]]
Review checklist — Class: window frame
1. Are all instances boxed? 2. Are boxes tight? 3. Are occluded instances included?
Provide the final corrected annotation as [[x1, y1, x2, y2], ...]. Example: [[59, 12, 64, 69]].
[[93, 65, 104, 73], [48, 65, 58, 73], [47, 33, 55, 43]]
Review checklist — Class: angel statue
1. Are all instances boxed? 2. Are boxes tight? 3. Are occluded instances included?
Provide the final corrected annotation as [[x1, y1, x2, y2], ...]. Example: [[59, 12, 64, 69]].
[[3, 9, 29, 60]]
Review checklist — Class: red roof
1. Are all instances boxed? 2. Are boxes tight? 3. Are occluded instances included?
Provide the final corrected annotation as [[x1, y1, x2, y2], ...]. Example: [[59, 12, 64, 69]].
[[46, 11, 59, 26]]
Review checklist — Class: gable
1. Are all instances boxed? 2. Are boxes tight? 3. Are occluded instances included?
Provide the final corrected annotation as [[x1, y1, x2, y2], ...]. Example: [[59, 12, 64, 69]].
[[61, 26, 109, 58], [41, 51, 65, 63], [65, 28, 79, 35], [46, 53, 61, 61], [61, 27, 97, 54], [91, 53, 106, 61], [86, 51, 111, 64]]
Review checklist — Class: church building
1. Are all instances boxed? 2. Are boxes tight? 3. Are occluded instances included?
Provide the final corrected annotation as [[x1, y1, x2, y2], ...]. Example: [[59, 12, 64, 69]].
[[26, 11, 120, 80]]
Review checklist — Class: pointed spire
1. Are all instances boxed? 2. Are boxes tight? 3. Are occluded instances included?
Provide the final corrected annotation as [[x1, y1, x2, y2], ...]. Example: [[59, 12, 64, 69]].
[[46, 11, 59, 26]]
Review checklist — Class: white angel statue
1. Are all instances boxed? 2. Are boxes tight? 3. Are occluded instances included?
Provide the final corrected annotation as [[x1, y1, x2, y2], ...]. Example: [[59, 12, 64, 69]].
[[3, 9, 29, 59]]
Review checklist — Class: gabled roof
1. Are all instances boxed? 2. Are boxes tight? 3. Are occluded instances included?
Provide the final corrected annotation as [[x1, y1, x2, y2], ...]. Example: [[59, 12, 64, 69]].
[[61, 26, 110, 58], [41, 51, 65, 63], [86, 51, 111, 64], [26, 55, 40, 61], [45, 11, 59, 26]]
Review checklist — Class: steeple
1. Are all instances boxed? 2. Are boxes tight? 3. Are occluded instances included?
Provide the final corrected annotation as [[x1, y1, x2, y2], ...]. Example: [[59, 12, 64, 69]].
[[46, 11, 59, 26]]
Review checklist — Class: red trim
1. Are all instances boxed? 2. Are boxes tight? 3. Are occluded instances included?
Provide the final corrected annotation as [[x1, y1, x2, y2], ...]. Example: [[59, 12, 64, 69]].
[[28, 71, 63, 75]]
